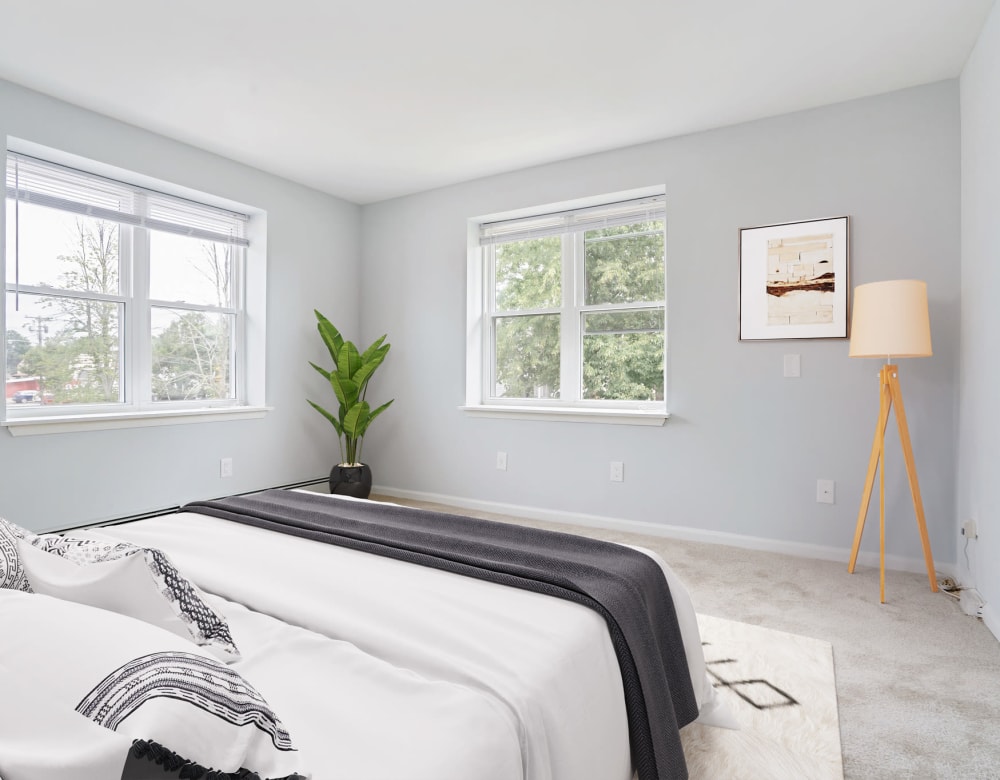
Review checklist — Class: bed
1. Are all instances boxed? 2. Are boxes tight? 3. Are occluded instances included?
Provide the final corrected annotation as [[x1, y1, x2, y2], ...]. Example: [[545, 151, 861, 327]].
[[0, 490, 730, 780]]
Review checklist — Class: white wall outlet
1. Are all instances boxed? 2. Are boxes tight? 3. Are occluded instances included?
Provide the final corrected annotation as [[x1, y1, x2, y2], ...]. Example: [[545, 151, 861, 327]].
[[816, 479, 835, 504], [610, 461, 624, 482], [496, 451, 508, 471], [220, 457, 233, 478], [962, 519, 978, 539], [783, 354, 801, 378]]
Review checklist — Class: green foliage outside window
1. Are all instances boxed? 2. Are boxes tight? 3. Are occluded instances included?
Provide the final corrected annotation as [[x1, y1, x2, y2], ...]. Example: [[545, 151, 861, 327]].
[[492, 221, 664, 402]]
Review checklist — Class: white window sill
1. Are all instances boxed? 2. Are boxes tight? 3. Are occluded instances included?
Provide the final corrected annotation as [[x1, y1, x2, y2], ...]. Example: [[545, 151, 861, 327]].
[[459, 405, 668, 426], [2, 405, 272, 436]]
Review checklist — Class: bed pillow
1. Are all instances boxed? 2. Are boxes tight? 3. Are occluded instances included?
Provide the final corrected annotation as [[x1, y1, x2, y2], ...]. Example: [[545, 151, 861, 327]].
[[18, 533, 239, 661], [0, 589, 304, 780], [0, 517, 32, 592]]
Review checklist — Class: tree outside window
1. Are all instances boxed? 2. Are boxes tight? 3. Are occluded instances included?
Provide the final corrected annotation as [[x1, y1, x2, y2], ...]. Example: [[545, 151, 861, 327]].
[[481, 196, 666, 409], [4, 151, 248, 414]]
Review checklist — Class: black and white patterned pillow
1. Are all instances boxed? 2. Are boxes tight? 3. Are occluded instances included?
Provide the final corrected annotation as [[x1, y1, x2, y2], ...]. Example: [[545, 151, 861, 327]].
[[0, 589, 302, 779], [21, 533, 239, 661], [0, 517, 33, 592]]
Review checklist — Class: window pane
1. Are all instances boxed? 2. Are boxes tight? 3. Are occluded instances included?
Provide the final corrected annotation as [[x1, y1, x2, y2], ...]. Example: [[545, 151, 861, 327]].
[[5, 292, 121, 404], [493, 314, 560, 399], [582, 309, 664, 401], [584, 221, 664, 306], [6, 202, 120, 294], [494, 237, 561, 311], [150, 232, 234, 307], [151, 308, 233, 401]]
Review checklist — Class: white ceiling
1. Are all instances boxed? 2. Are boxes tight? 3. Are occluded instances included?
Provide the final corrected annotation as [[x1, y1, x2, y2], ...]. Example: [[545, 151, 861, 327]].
[[0, 1, 994, 204]]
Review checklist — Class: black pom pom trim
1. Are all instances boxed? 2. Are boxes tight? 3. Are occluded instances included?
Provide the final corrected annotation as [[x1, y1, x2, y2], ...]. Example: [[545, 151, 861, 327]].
[[128, 739, 306, 780]]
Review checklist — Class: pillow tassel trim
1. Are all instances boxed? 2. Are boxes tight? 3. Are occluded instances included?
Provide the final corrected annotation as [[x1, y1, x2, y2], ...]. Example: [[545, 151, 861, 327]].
[[129, 739, 307, 780]]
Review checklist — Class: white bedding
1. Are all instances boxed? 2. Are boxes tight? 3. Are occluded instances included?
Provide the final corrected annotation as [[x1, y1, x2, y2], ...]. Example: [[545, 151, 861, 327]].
[[101, 494, 725, 780], [211, 594, 524, 780], [0, 663, 131, 780]]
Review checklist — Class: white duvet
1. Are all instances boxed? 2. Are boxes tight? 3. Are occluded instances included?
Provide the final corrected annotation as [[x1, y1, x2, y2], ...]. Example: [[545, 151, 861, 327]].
[[102, 494, 728, 780]]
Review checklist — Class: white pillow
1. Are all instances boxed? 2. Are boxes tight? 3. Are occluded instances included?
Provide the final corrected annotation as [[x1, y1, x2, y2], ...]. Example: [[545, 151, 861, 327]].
[[0, 589, 303, 779], [0, 518, 32, 593], [18, 533, 239, 661]]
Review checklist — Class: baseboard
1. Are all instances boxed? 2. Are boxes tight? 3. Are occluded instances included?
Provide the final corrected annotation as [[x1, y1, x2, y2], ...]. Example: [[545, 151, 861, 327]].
[[373, 484, 956, 578]]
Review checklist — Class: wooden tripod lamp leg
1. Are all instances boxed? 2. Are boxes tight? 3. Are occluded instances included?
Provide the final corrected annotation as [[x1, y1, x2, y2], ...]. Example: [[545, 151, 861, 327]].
[[879, 395, 886, 604], [849, 368, 892, 574], [887, 369, 938, 593]]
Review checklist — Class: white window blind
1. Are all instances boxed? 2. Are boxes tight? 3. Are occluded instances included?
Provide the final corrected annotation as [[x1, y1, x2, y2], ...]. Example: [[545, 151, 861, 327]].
[[479, 195, 666, 246], [6, 153, 249, 247]]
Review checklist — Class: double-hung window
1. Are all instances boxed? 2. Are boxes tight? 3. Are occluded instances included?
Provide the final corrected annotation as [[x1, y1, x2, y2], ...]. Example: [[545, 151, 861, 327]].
[[467, 192, 667, 423], [3, 148, 265, 432]]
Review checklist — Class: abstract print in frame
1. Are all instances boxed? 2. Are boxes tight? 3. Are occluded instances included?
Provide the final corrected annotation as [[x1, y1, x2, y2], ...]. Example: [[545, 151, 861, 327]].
[[739, 216, 849, 340]]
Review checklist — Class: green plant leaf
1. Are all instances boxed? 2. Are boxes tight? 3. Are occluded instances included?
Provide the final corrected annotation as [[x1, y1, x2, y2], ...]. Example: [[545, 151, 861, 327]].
[[329, 373, 360, 409], [309, 361, 331, 382], [342, 400, 370, 438], [355, 346, 390, 395], [315, 311, 344, 364], [355, 398, 393, 438], [360, 335, 388, 364], [353, 359, 379, 392], [308, 399, 343, 436], [336, 342, 362, 380]]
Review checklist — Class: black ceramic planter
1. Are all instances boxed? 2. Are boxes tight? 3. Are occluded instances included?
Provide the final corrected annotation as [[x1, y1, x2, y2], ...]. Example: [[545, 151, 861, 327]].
[[329, 463, 373, 499]]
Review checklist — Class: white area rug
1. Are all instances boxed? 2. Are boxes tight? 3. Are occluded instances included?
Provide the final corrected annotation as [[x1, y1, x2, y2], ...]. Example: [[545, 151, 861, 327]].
[[681, 614, 843, 780]]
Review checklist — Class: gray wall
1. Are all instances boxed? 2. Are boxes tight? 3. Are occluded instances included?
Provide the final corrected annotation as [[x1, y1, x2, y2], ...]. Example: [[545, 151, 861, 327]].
[[0, 75, 967, 576], [959, 2, 1000, 635], [0, 79, 360, 531], [361, 81, 961, 568]]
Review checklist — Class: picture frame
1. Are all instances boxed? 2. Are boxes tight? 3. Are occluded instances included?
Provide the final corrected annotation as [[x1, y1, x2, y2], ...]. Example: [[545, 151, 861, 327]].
[[739, 216, 849, 340]]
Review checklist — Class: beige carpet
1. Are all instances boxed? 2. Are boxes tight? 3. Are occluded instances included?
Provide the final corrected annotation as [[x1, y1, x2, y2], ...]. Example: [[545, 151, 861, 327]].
[[373, 493, 1000, 780], [683, 615, 842, 780]]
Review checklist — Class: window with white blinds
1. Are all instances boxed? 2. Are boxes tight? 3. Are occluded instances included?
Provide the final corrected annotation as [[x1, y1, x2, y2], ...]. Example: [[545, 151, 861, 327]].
[[467, 192, 667, 420], [3, 148, 261, 426]]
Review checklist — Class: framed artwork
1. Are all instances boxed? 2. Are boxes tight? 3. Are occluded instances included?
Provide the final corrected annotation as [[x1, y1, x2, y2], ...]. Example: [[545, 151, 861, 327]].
[[739, 216, 849, 340]]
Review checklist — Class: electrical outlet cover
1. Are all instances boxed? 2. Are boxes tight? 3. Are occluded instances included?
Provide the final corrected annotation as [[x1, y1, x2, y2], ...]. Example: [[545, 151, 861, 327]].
[[816, 479, 835, 504]]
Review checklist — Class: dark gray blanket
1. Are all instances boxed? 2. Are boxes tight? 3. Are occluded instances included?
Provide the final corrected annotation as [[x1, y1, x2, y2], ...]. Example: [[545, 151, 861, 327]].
[[185, 490, 698, 780]]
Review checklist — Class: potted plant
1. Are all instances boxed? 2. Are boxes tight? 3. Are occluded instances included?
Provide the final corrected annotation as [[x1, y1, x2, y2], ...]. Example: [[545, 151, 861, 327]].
[[308, 310, 393, 498]]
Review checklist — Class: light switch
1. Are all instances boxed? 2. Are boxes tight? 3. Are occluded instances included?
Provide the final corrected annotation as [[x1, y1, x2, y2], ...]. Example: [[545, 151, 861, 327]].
[[783, 354, 801, 378]]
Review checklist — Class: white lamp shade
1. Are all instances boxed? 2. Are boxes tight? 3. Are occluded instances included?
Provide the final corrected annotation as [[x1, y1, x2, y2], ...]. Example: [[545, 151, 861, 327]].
[[849, 279, 932, 358]]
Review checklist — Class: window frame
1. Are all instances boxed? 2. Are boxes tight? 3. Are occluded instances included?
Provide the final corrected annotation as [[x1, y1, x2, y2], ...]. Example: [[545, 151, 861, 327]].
[[1, 141, 268, 435], [465, 189, 669, 426]]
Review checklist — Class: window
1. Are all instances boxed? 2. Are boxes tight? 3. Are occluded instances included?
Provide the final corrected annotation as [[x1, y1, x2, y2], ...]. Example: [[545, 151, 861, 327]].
[[3, 147, 266, 432], [467, 192, 667, 423]]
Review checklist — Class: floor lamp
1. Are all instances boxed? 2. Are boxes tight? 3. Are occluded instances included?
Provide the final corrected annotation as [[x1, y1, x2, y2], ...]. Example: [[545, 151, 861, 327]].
[[847, 279, 937, 603]]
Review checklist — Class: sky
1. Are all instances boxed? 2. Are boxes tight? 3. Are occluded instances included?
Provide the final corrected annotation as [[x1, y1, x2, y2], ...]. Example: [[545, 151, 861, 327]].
[[5, 200, 230, 345]]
